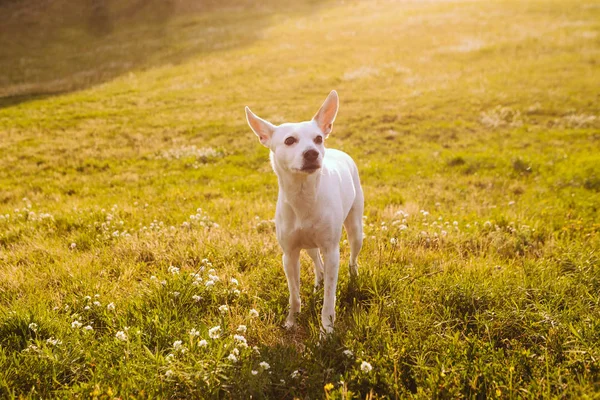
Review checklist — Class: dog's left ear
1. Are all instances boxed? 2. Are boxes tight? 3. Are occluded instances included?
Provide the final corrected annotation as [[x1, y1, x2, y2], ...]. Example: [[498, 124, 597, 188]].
[[246, 106, 276, 147], [312, 90, 339, 137]]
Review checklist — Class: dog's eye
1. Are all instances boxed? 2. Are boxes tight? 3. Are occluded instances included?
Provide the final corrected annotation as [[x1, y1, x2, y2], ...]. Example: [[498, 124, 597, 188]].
[[284, 137, 296, 146], [314, 135, 323, 144]]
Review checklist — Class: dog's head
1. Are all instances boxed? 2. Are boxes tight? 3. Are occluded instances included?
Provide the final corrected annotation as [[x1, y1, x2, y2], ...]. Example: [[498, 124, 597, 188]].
[[245, 90, 339, 175]]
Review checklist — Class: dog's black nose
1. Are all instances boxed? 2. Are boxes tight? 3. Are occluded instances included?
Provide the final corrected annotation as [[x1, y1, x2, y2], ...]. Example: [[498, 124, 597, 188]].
[[303, 149, 319, 161]]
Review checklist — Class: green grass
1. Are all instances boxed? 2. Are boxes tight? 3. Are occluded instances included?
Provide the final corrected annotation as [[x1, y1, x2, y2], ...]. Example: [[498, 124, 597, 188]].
[[0, 0, 599, 398]]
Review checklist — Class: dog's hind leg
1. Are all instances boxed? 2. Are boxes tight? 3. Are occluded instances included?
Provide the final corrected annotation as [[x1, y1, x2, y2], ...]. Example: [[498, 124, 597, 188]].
[[344, 191, 364, 277], [283, 249, 301, 329], [306, 248, 324, 290]]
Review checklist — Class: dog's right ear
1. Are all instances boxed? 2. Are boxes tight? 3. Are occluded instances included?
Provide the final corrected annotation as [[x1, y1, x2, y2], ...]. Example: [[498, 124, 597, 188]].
[[246, 106, 276, 147]]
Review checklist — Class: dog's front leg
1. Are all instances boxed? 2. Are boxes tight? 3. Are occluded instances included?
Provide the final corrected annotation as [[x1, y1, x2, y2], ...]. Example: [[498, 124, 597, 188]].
[[321, 245, 340, 334], [283, 249, 301, 329]]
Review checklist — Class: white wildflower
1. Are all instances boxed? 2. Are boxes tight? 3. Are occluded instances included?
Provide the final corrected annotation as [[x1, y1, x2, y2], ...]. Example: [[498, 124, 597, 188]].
[[251, 370, 258, 375], [107, 302, 115, 311], [70, 242, 77, 250], [208, 326, 221, 339], [173, 340, 183, 350], [291, 370, 300, 378], [237, 325, 247, 333], [93, 301, 101, 307], [84, 325, 94, 331], [71, 320, 82, 329], [227, 353, 238, 362], [192, 295, 202, 302], [168, 265, 180, 275], [249, 309, 259, 318], [189, 328, 200, 336], [259, 361, 270, 370], [360, 361, 373, 373], [390, 237, 398, 245], [218, 304, 228, 314], [165, 369, 174, 377], [343, 349, 354, 358], [198, 339, 208, 347], [115, 331, 128, 341], [28, 323, 38, 332], [233, 334, 248, 347], [205, 280, 215, 288]]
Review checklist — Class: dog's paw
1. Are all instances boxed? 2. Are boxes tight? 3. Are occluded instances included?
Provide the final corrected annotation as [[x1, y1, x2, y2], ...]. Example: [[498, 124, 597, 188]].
[[284, 318, 297, 330], [349, 263, 359, 278]]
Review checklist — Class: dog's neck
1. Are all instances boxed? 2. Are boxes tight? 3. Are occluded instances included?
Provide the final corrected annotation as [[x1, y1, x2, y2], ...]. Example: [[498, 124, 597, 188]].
[[271, 152, 321, 212]]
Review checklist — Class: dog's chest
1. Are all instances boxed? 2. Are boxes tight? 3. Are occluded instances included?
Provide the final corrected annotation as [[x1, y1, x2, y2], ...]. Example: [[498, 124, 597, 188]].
[[276, 204, 333, 249]]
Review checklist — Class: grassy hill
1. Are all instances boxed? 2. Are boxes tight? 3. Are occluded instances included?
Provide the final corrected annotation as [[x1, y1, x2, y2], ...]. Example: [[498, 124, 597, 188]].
[[0, 0, 599, 398]]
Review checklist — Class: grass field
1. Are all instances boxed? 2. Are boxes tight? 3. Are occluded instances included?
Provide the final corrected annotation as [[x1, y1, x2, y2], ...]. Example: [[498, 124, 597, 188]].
[[0, 0, 599, 398]]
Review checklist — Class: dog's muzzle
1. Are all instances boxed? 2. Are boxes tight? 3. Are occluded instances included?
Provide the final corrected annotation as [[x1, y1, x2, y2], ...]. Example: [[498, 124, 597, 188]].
[[301, 149, 321, 172]]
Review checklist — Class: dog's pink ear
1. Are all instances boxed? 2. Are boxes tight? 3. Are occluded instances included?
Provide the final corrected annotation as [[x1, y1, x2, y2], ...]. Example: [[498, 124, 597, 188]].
[[312, 90, 339, 137], [246, 106, 276, 147]]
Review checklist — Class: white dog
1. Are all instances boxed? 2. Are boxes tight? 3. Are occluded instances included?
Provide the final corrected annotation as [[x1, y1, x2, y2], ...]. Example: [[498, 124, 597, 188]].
[[245, 90, 363, 333]]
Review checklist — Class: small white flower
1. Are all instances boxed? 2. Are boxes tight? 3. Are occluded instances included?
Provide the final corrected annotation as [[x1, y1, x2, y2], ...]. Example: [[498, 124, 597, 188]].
[[453, 221, 458, 226], [399, 224, 407, 230], [84, 306, 90, 310], [484, 221, 492, 228], [343, 349, 354, 358], [71, 320, 82, 329], [253, 346, 260, 355], [233, 334, 248, 347], [390, 237, 398, 245], [150, 275, 157, 281], [237, 325, 247, 333], [172, 291, 180, 297], [70, 242, 77, 250], [230, 278, 239, 285], [28, 323, 38, 332], [208, 268, 216, 275], [251, 370, 258, 375], [83, 295, 91, 301], [227, 353, 238, 362], [360, 361, 373, 373], [291, 370, 300, 378], [198, 339, 208, 347], [46, 337, 62, 346], [189, 328, 200, 336], [165, 369, 174, 377], [259, 361, 270, 370], [218, 304, 228, 314], [232, 347, 240, 356], [165, 353, 175, 362], [115, 330, 128, 341], [173, 340, 183, 350], [93, 301, 101, 307], [205, 280, 215, 288], [192, 295, 202, 302], [107, 302, 115, 311], [249, 309, 259, 318], [168, 265, 180, 275], [84, 325, 94, 331], [232, 289, 241, 296], [208, 274, 220, 282], [208, 325, 221, 339]]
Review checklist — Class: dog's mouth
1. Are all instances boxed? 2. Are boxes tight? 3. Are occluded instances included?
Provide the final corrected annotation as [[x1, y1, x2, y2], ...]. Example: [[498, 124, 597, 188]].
[[299, 163, 321, 173]]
